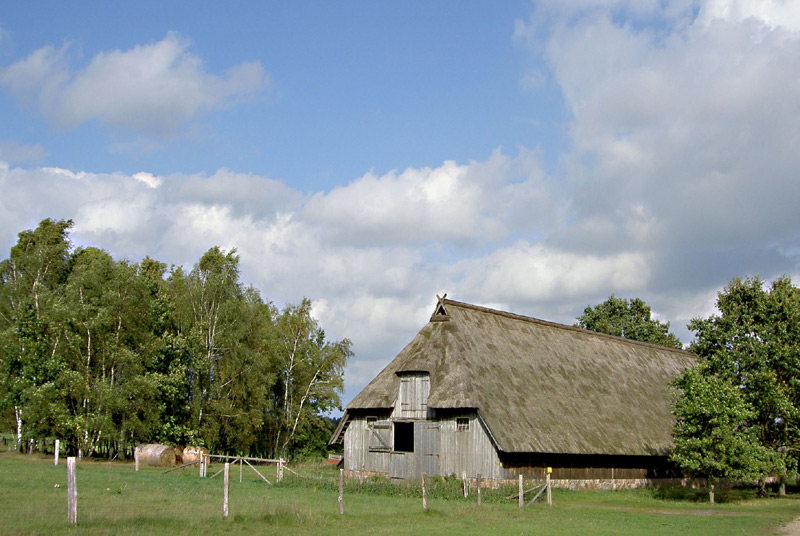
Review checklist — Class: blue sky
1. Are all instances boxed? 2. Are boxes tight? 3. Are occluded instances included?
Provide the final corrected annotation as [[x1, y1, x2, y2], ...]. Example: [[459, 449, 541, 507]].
[[2, 1, 800, 407], [2, 1, 563, 186]]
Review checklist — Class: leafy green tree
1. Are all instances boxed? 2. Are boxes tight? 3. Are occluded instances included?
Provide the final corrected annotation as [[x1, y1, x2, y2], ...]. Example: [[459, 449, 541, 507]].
[[163, 247, 277, 453], [687, 276, 800, 493], [58, 248, 151, 457], [671, 365, 769, 503], [0, 219, 72, 450], [576, 295, 683, 349], [1, 220, 351, 460], [267, 299, 351, 458]]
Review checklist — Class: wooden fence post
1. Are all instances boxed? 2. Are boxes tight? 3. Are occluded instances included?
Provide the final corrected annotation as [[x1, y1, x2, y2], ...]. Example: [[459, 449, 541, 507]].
[[277, 458, 284, 483], [67, 457, 77, 525], [462, 471, 468, 498], [223, 462, 230, 519], [239, 458, 243, 483], [134, 446, 139, 472], [359, 464, 364, 485], [421, 472, 428, 510], [519, 475, 524, 508], [477, 474, 482, 506], [29, 438, 34, 456], [199, 453, 204, 477], [54, 439, 59, 466], [546, 470, 552, 506], [338, 468, 344, 515]]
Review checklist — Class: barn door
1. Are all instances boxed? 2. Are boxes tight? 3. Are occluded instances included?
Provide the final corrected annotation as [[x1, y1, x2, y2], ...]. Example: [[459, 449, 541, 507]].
[[390, 452, 409, 479], [415, 421, 440, 478]]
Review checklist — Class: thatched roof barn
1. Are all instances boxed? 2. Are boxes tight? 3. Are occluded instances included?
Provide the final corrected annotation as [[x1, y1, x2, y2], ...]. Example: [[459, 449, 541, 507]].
[[331, 297, 695, 487]]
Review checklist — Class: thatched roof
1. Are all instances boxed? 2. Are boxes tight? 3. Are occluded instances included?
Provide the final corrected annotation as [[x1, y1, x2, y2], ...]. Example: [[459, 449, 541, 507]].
[[343, 298, 694, 456]]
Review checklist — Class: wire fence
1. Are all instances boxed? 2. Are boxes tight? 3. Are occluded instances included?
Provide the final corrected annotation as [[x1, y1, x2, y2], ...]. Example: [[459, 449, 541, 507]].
[[0, 450, 552, 533]]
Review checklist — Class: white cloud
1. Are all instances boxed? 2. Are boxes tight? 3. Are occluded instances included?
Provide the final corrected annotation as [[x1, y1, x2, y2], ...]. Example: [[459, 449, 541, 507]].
[[3, 1, 800, 405], [0, 32, 269, 137], [517, 1, 800, 262], [132, 171, 161, 189], [698, 0, 800, 29], [454, 242, 650, 305], [304, 148, 558, 247], [0, 140, 47, 163]]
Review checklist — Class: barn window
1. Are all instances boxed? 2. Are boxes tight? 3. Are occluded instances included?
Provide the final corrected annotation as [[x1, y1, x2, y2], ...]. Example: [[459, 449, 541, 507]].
[[394, 421, 414, 452], [368, 420, 391, 452], [457, 418, 469, 432]]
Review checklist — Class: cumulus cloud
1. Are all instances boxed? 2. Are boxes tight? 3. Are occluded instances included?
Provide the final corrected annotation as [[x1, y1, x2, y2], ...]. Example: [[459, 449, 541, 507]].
[[0, 32, 269, 137], [0, 152, 563, 402], [516, 1, 800, 283], [2, 1, 800, 405], [304, 148, 558, 247]]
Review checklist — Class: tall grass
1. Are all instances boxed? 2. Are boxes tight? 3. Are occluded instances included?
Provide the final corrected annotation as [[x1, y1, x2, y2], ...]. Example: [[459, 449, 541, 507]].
[[1, 452, 798, 535]]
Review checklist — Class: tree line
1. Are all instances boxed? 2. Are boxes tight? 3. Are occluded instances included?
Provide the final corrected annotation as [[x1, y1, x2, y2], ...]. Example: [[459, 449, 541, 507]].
[[578, 282, 800, 501], [0, 219, 351, 460]]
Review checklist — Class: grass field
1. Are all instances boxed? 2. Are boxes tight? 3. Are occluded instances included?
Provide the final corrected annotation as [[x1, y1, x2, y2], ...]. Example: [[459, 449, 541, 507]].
[[1, 452, 799, 535]]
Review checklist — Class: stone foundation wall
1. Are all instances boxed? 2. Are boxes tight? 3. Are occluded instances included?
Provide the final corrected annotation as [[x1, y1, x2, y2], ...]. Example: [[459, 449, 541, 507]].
[[342, 469, 742, 491]]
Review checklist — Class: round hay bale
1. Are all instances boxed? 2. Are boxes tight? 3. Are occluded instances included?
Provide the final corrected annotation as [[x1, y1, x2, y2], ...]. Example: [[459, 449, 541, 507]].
[[174, 445, 184, 464], [136, 444, 176, 467], [182, 446, 208, 465]]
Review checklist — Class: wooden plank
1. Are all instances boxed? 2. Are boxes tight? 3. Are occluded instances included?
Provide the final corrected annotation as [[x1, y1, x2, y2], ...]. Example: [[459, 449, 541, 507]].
[[546, 472, 552, 506], [244, 459, 272, 485], [506, 486, 541, 500], [223, 463, 230, 519], [204, 454, 280, 463], [67, 457, 77, 524], [338, 468, 344, 515], [421, 472, 427, 510], [526, 485, 547, 506], [161, 460, 201, 474]]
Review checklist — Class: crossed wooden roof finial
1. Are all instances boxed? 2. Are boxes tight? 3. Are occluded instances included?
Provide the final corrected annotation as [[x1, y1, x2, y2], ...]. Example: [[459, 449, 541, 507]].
[[431, 293, 450, 322]]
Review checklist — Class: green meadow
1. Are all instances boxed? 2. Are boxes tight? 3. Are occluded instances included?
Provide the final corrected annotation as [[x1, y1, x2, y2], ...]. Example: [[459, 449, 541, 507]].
[[1, 452, 798, 535]]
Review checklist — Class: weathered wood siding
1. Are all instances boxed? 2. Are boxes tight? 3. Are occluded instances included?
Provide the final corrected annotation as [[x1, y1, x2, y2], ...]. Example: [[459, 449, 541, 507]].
[[437, 412, 504, 480], [344, 410, 504, 481], [343, 413, 392, 475], [394, 372, 430, 419]]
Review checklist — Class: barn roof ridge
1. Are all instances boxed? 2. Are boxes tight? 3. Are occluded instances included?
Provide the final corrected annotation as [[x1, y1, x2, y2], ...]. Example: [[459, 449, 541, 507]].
[[440, 298, 688, 354]]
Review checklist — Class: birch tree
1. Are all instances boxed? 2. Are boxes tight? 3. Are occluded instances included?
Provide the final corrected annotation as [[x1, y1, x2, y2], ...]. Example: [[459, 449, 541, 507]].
[[0, 219, 72, 450], [268, 299, 351, 458], [59, 248, 150, 457]]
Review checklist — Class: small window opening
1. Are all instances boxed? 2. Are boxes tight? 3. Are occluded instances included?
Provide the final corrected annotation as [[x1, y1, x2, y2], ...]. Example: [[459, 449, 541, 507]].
[[394, 421, 414, 452], [457, 418, 470, 432], [367, 416, 377, 424]]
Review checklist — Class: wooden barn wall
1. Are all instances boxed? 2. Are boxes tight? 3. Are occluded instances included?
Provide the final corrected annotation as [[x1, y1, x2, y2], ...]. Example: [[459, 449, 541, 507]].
[[498, 452, 682, 481], [343, 412, 392, 475], [436, 411, 504, 480], [344, 409, 679, 483], [393, 372, 430, 420]]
